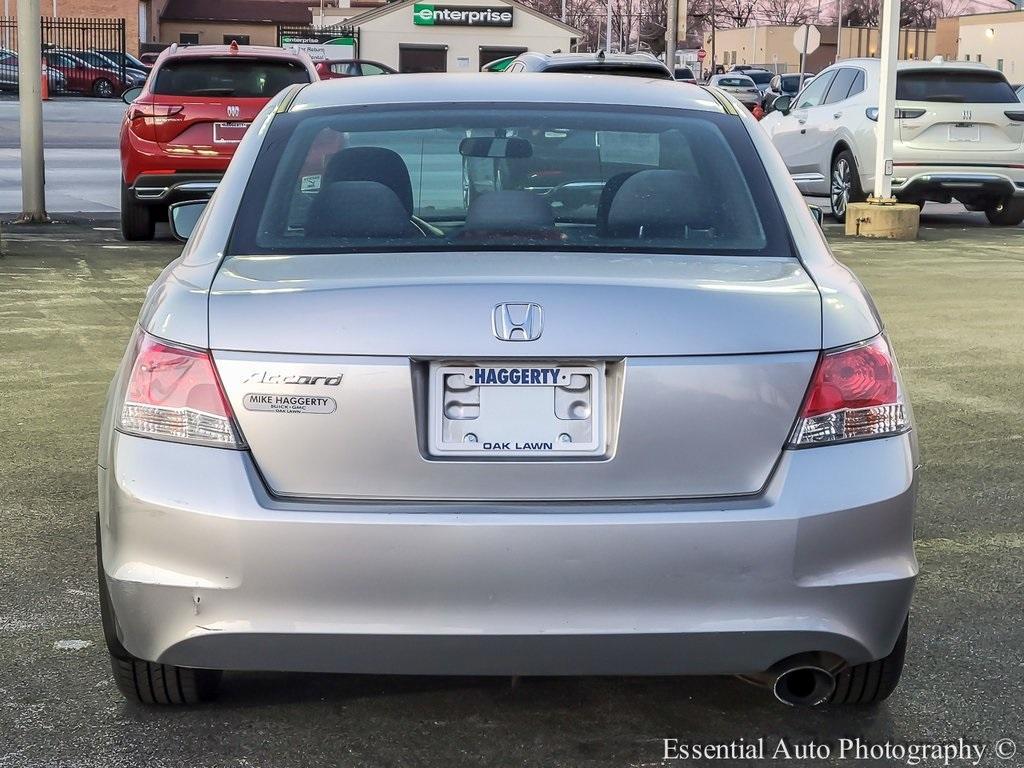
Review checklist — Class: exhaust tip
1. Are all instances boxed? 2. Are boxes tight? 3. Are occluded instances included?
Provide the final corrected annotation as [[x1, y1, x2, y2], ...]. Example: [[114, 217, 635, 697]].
[[772, 666, 835, 707]]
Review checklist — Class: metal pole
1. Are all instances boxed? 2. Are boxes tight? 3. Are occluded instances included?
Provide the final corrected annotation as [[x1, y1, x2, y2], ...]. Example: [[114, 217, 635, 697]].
[[709, 0, 715, 73], [17, 0, 46, 223], [835, 0, 843, 62], [666, 0, 678, 71], [799, 25, 809, 91], [561, 0, 566, 23], [873, 0, 900, 200], [605, 0, 611, 52]]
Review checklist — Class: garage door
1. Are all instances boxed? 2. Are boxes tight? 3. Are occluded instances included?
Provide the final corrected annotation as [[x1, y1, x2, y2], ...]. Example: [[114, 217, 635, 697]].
[[399, 45, 447, 73]]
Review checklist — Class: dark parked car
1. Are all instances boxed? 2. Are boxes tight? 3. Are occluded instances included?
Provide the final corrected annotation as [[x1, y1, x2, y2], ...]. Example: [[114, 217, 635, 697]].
[[763, 72, 814, 112], [505, 51, 673, 79], [94, 49, 153, 73], [314, 59, 396, 79], [743, 68, 774, 99], [674, 66, 696, 84], [0, 51, 67, 92]]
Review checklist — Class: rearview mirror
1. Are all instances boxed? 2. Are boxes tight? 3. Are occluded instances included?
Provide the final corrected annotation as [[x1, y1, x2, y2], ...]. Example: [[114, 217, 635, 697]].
[[121, 85, 143, 104], [808, 205, 824, 227], [773, 95, 793, 115], [168, 200, 207, 242], [459, 136, 532, 159]]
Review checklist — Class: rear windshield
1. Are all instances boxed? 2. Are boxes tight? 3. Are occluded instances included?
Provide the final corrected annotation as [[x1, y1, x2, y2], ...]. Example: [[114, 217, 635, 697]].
[[746, 71, 772, 85], [780, 75, 804, 93], [228, 104, 791, 258], [547, 64, 672, 79], [153, 58, 310, 97], [675, 67, 694, 79], [896, 70, 1017, 103], [717, 76, 754, 87]]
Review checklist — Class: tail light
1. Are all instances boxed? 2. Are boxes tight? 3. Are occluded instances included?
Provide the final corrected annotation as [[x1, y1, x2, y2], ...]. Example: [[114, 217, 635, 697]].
[[866, 107, 926, 121], [789, 335, 909, 447], [128, 103, 184, 142], [117, 331, 244, 448]]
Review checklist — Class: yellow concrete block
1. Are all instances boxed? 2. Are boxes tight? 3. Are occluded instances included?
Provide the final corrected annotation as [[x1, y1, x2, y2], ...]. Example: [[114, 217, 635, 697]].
[[845, 201, 920, 240]]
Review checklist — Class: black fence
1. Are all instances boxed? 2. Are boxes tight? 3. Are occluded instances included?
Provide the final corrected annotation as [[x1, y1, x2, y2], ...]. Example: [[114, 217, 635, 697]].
[[0, 17, 127, 98]]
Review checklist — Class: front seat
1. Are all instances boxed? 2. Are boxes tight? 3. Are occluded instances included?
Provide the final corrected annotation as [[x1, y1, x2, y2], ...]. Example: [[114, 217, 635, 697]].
[[605, 170, 712, 241], [322, 147, 415, 216], [306, 181, 422, 239]]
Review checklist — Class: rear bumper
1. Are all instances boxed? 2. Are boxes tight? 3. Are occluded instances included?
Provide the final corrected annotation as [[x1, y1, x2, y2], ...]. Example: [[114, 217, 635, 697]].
[[98, 432, 918, 676], [130, 173, 223, 205], [891, 167, 1024, 202]]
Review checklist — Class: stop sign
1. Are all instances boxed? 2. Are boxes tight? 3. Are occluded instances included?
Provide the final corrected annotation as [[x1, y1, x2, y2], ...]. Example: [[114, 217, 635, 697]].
[[697, 49, 707, 61]]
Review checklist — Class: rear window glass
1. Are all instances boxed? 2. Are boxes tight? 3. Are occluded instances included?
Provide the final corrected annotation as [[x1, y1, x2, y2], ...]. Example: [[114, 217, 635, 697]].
[[896, 71, 1017, 103], [675, 67, 694, 79], [548, 64, 672, 79], [718, 77, 754, 87], [746, 71, 772, 85], [153, 58, 310, 97], [780, 75, 805, 93], [228, 104, 791, 258]]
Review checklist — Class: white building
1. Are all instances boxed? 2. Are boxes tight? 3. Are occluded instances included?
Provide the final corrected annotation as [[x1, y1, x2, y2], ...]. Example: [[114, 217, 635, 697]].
[[339, 0, 581, 72]]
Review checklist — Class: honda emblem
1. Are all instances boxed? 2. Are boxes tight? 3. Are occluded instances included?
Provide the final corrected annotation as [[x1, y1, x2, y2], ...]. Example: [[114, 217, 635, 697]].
[[492, 303, 543, 342]]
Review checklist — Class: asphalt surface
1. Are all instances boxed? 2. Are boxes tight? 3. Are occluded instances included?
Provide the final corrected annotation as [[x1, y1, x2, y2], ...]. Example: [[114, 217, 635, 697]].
[[0, 214, 1022, 767], [0, 98, 122, 213]]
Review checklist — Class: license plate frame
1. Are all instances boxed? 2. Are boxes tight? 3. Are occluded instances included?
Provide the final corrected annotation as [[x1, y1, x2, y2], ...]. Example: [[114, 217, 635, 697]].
[[428, 362, 605, 458], [213, 121, 250, 144], [948, 123, 980, 143]]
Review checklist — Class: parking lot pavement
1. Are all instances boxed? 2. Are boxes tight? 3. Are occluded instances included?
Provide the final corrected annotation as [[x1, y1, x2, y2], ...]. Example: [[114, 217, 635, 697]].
[[1, 217, 1022, 767], [0, 99, 122, 213]]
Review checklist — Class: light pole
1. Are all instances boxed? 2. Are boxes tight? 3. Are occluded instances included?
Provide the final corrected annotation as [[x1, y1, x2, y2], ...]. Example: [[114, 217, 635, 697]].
[[666, 0, 678, 70], [835, 0, 843, 62], [17, 0, 46, 223], [605, 0, 612, 52], [873, 0, 900, 201], [709, 0, 716, 72]]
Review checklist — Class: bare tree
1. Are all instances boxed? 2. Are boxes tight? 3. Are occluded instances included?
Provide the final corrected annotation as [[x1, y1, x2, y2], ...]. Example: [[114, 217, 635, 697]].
[[759, 0, 814, 25], [713, 0, 758, 28]]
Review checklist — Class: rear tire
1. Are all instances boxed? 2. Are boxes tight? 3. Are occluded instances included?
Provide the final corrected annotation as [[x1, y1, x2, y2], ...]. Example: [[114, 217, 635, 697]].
[[92, 78, 114, 98], [829, 149, 866, 224], [110, 657, 222, 705], [829, 616, 908, 705], [120, 180, 155, 241], [984, 198, 1024, 226], [98, 516, 222, 705]]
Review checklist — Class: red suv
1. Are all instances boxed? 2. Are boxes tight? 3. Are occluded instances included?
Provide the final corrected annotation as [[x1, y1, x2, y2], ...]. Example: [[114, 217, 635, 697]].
[[119, 43, 316, 240]]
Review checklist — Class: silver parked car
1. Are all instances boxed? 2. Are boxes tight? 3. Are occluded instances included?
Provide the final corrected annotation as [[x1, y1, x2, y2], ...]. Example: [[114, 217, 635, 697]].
[[708, 73, 762, 110], [98, 74, 917, 707]]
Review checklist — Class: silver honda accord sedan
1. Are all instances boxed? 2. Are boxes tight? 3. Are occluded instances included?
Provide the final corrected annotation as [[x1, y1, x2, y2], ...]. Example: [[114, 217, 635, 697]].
[[98, 74, 917, 707]]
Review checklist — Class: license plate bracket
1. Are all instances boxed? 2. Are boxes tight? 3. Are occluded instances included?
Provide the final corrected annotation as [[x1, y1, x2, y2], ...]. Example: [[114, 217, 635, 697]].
[[948, 123, 980, 142], [428, 362, 605, 457], [213, 121, 250, 144]]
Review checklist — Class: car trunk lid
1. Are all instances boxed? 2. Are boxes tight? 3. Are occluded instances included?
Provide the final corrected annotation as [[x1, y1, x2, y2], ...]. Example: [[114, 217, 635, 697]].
[[209, 251, 822, 501]]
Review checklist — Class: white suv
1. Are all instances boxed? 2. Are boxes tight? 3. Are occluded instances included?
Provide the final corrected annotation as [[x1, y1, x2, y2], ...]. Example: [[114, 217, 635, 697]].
[[760, 59, 1024, 225]]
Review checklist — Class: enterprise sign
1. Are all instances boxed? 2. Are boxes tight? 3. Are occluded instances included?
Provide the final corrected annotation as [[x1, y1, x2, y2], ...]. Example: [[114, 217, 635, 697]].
[[413, 3, 514, 26]]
